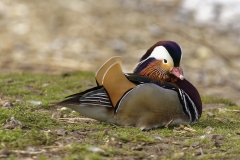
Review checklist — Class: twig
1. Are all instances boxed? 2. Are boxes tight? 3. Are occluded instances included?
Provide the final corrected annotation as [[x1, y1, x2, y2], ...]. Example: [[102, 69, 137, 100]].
[[183, 126, 196, 132], [42, 146, 65, 149], [179, 124, 196, 132], [165, 119, 174, 128], [58, 117, 96, 121], [225, 109, 240, 113], [10, 150, 46, 155]]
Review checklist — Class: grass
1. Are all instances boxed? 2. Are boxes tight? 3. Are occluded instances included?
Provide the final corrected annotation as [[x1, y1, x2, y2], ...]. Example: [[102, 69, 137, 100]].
[[0, 72, 240, 159]]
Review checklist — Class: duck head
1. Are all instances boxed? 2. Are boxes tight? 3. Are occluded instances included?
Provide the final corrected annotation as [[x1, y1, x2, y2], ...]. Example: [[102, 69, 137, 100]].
[[134, 41, 184, 82]]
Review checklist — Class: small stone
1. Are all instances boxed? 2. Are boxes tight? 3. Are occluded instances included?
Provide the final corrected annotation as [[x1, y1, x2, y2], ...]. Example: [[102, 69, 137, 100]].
[[27, 100, 42, 106], [191, 142, 200, 148], [154, 136, 163, 141], [211, 134, 224, 140], [15, 99, 22, 103], [56, 129, 67, 136], [218, 108, 226, 113], [110, 137, 115, 142], [199, 135, 205, 139], [214, 117, 226, 123], [26, 146, 35, 152], [42, 83, 50, 87], [51, 112, 63, 119], [206, 112, 215, 117], [2, 102, 13, 108], [204, 126, 214, 131], [60, 107, 68, 111], [87, 146, 105, 153], [147, 155, 157, 159]]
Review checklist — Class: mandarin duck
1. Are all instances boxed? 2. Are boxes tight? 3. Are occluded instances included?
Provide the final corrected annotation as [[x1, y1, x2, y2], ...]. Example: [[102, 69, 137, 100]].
[[58, 41, 202, 130]]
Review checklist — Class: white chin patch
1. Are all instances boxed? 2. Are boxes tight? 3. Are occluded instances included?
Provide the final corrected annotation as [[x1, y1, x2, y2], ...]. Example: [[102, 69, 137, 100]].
[[149, 46, 174, 64], [180, 75, 184, 80]]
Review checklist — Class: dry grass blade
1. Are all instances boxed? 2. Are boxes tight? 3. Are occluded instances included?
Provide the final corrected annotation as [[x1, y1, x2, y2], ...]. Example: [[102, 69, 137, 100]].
[[58, 117, 97, 123], [10, 150, 46, 155], [183, 126, 196, 132], [225, 109, 240, 113], [165, 119, 174, 128]]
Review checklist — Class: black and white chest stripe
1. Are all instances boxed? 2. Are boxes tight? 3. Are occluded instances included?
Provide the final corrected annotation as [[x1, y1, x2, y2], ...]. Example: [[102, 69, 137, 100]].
[[177, 89, 200, 122]]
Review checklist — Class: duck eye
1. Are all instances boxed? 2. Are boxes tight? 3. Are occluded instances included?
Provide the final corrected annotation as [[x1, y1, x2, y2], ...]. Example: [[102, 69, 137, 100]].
[[163, 59, 167, 63]]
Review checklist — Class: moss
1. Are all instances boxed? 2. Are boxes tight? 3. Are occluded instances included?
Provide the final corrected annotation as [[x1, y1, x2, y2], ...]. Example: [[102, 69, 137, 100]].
[[0, 129, 56, 149], [201, 96, 237, 106]]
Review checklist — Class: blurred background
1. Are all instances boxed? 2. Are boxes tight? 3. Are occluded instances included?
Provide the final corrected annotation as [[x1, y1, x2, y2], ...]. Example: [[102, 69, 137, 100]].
[[0, 0, 239, 104]]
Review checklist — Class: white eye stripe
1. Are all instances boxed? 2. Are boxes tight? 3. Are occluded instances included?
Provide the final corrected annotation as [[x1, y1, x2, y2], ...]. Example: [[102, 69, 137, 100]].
[[149, 46, 174, 65], [135, 46, 175, 68]]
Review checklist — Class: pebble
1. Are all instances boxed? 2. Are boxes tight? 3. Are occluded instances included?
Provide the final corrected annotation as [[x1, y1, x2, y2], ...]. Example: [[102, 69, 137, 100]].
[[154, 136, 163, 141], [190, 142, 200, 148], [218, 108, 226, 113], [2, 102, 13, 107], [87, 146, 105, 153], [147, 155, 157, 159], [51, 112, 63, 119], [206, 112, 215, 117], [204, 126, 214, 131], [26, 100, 42, 106], [199, 135, 206, 139], [42, 83, 50, 87], [60, 107, 68, 111], [26, 146, 35, 152], [56, 129, 68, 136], [210, 134, 224, 140]]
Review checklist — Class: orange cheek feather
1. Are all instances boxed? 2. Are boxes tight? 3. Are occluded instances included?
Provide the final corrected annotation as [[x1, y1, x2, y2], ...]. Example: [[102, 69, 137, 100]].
[[139, 60, 170, 82]]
